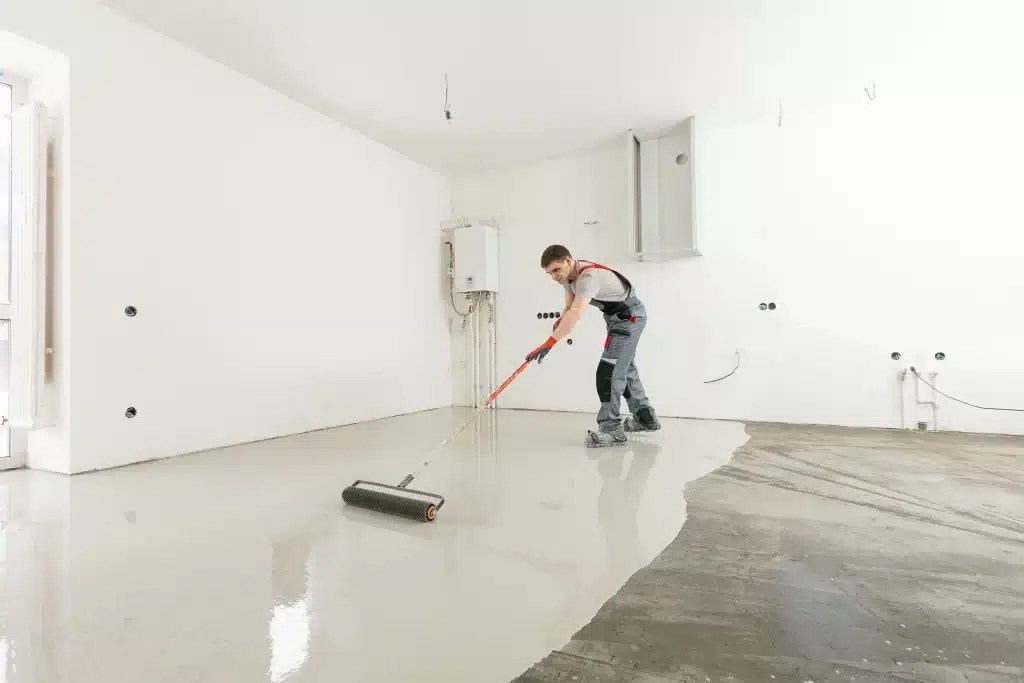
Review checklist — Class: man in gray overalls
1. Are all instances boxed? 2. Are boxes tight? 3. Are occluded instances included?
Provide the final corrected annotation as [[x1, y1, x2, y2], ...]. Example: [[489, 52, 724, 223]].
[[526, 244, 661, 447]]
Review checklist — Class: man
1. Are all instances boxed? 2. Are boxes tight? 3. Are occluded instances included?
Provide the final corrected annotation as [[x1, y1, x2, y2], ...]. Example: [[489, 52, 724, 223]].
[[526, 244, 661, 447]]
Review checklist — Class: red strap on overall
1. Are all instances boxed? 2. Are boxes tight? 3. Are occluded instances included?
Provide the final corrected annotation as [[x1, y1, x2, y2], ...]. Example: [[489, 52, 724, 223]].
[[574, 259, 613, 277], [574, 260, 636, 323]]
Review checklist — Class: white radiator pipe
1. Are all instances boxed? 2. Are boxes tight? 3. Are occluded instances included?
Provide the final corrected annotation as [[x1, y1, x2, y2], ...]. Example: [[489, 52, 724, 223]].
[[8, 102, 49, 434]]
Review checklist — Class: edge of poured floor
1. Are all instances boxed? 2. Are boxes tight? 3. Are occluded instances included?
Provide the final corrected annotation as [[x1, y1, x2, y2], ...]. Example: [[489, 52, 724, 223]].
[[516, 422, 1024, 683], [0, 407, 749, 683]]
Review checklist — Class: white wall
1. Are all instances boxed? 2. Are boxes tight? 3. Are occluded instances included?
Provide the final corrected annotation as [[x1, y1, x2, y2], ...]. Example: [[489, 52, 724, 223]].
[[452, 49, 1024, 435], [1, 0, 453, 473]]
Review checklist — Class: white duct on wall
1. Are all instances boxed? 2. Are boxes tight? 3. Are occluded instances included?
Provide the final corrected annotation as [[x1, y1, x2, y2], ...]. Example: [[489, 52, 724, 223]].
[[627, 116, 699, 262], [8, 101, 50, 432]]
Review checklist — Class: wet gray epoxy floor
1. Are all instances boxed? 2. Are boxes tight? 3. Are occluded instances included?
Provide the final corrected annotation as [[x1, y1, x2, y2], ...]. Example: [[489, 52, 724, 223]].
[[515, 423, 1024, 683], [0, 408, 748, 683]]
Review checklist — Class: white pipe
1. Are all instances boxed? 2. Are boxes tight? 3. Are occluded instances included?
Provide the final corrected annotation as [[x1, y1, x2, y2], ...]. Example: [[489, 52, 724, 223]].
[[911, 367, 938, 430], [475, 293, 483, 408], [490, 294, 497, 467], [467, 297, 474, 408], [470, 300, 475, 408], [898, 369, 907, 429], [493, 294, 497, 403], [929, 371, 939, 430], [493, 294, 498, 466], [477, 294, 483, 407], [472, 295, 479, 408], [489, 293, 497, 407]]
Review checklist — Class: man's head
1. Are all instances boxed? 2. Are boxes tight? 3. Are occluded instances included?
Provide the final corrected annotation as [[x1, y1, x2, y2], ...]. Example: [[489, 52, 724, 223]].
[[541, 244, 574, 284]]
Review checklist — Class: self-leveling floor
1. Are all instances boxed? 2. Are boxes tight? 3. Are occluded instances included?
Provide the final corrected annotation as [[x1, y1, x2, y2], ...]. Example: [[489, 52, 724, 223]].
[[0, 410, 1020, 682]]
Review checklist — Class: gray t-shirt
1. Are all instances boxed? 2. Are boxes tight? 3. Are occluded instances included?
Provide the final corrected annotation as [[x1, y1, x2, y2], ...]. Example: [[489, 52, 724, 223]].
[[563, 261, 629, 303]]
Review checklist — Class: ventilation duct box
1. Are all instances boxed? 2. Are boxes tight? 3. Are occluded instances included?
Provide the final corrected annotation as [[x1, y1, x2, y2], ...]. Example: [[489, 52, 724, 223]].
[[627, 116, 699, 262]]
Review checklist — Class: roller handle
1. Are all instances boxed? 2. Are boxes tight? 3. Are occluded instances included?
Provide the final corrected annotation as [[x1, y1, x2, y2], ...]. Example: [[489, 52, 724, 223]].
[[397, 359, 532, 489], [484, 359, 530, 407]]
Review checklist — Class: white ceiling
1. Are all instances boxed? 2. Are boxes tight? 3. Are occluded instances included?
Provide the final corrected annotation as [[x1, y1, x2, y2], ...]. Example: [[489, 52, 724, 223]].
[[99, 0, 999, 174]]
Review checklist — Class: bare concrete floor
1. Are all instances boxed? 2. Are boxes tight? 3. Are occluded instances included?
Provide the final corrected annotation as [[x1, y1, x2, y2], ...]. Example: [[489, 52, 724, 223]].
[[0, 408, 747, 683], [515, 423, 1024, 683]]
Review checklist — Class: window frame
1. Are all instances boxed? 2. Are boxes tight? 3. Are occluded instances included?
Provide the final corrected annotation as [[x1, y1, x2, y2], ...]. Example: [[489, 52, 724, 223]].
[[0, 71, 28, 469]]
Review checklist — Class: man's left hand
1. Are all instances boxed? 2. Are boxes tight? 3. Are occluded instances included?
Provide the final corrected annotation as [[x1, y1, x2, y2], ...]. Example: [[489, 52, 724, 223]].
[[526, 336, 557, 363]]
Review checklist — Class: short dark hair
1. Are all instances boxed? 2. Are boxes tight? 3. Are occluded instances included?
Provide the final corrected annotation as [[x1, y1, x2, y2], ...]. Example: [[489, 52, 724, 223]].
[[541, 244, 572, 268]]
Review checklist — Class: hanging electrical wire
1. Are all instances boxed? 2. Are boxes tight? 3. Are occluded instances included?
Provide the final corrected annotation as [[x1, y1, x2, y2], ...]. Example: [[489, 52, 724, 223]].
[[443, 73, 452, 121], [705, 350, 740, 384], [910, 367, 1024, 413], [451, 290, 472, 317], [444, 240, 471, 317]]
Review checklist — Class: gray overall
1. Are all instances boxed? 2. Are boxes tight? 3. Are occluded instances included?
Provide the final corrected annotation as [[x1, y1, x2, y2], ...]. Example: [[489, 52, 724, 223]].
[[595, 294, 652, 431]]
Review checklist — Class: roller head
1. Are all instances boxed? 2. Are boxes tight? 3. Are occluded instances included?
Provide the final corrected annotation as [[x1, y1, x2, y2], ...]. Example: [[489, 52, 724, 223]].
[[342, 480, 444, 522]]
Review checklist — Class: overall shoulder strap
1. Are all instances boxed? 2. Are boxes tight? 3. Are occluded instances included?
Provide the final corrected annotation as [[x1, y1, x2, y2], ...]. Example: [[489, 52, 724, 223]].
[[574, 259, 633, 297]]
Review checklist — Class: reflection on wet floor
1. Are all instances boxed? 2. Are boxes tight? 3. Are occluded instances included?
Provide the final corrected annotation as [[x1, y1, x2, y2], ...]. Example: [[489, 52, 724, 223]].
[[0, 408, 747, 682]]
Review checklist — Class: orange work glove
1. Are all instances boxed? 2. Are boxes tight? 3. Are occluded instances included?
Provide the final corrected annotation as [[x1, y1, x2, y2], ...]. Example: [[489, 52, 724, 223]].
[[525, 336, 557, 363]]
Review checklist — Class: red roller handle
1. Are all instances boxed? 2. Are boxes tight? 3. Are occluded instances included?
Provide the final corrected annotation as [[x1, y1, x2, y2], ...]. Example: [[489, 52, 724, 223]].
[[484, 359, 530, 407], [399, 356, 535, 487]]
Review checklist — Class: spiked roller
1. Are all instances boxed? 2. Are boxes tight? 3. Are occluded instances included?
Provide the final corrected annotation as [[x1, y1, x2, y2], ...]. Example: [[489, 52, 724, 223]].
[[341, 479, 444, 522], [342, 359, 533, 522]]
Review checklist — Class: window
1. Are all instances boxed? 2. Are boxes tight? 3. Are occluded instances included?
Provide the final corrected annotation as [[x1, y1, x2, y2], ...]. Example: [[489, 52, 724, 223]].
[[0, 71, 28, 469], [0, 76, 14, 463], [1, 77, 11, 304]]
